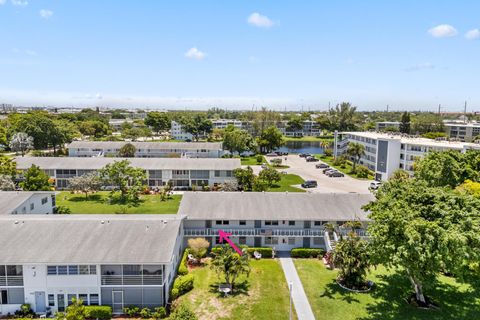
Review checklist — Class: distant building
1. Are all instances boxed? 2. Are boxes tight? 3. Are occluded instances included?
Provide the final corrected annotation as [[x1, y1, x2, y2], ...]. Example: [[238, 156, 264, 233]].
[[445, 123, 480, 142], [334, 131, 480, 181], [375, 121, 401, 131], [277, 120, 321, 137], [0, 191, 56, 215], [67, 141, 224, 158], [211, 119, 243, 130], [170, 121, 194, 141]]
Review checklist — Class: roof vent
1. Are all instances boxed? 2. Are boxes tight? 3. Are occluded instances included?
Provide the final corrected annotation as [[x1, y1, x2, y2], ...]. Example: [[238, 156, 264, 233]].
[[101, 220, 105, 224], [14, 220, 19, 224]]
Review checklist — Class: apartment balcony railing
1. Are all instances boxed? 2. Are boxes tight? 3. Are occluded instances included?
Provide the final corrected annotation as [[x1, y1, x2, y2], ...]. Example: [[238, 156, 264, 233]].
[[101, 275, 163, 286], [184, 228, 325, 237], [0, 276, 24, 286], [336, 228, 369, 239]]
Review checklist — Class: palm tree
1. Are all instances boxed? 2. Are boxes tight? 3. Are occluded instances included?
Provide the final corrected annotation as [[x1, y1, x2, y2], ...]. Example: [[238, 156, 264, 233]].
[[210, 245, 250, 288], [346, 142, 365, 173]]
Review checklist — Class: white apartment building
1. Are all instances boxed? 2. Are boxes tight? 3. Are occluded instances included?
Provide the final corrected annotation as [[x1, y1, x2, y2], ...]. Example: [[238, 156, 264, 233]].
[[180, 192, 372, 251], [334, 131, 480, 181], [211, 119, 243, 130], [170, 121, 194, 141], [445, 123, 480, 142], [375, 121, 401, 131], [0, 215, 184, 315], [15, 157, 240, 189], [67, 141, 224, 158], [0, 192, 56, 215]]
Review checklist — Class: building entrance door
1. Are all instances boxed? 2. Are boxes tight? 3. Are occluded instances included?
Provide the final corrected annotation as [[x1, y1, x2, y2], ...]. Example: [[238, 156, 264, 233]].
[[35, 292, 46, 313], [112, 291, 124, 314]]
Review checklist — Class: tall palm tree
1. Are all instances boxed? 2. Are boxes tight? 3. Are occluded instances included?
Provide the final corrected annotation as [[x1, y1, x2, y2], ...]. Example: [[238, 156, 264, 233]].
[[346, 142, 365, 173]]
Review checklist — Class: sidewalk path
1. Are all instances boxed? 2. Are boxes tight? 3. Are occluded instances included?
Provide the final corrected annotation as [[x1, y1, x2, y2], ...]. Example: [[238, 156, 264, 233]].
[[279, 255, 316, 320]]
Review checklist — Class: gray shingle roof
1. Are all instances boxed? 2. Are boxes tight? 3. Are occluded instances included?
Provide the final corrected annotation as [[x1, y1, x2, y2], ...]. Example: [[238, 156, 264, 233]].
[[178, 192, 374, 221], [15, 157, 240, 171], [0, 191, 55, 215], [0, 215, 183, 264], [67, 141, 223, 150]]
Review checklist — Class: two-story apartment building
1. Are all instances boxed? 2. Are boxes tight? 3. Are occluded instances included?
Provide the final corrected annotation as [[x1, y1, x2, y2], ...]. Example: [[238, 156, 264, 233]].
[[334, 131, 480, 181], [0, 215, 184, 315], [179, 192, 372, 251], [170, 121, 194, 141], [0, 192, 56, 215], [67, 141, 224, 158], [445, 123, 480, 142], [15, 157, 240, 189]]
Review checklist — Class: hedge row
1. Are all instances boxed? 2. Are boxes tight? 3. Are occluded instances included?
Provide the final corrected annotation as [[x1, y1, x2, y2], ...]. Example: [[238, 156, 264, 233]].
[[178, 249, 189, 276], [290, 248, 325, 258], [84, 305, 112, 319], [211, 246, 273, 258], [170, 273, 194, 300]]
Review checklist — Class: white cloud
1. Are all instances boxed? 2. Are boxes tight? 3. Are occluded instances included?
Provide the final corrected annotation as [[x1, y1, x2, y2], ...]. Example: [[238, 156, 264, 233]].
[[428, 24, 457, 38], [247, 12, 274, 28], [39, 9, 53, 19], [404, 63, 435, 72], [0, 0, 7, 6], [185, 47, 206, 60], [465, 29, 480, 40], [11, 0, 28, 7]]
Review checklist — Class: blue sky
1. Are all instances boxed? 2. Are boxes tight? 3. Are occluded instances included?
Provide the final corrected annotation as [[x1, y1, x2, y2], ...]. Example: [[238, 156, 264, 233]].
[[0, 0, 479, 111]]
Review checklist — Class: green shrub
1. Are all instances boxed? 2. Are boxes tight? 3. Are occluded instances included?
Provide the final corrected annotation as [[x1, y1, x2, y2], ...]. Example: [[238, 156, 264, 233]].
[[290, 248, 325, 258], [256, 155, 263, 164], [140, 308, 151, 319], [14, 304, 35, 318], [178, 249, 189, 276], [151, 307, 167, 319], [170, 274, 194, 300], [169, 304, 197, 320], [84, 305, 112, 319], [123, 306, 140, 317], [355, 165, 372, 178], [211, 246, 273, 258]]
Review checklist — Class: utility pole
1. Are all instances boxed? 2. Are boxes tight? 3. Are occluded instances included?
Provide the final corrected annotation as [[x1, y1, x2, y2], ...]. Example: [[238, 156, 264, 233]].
[[464, 101, 467, 123], [438, 104, 441, 116]]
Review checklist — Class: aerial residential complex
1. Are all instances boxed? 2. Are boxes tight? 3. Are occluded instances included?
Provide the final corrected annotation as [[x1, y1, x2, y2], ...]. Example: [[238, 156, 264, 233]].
[[444, 123, 480, 142], [0, 192, 56, 215], [67, 141, 225, 158], [15, 157, 240, 189], [0, 214, 184, 315], [0, 191, 371, 315], [335, 131, 480, 181]]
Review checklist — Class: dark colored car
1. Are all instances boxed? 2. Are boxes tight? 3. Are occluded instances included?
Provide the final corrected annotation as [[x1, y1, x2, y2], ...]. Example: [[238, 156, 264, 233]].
[[323, 168, 335, 174], [301, 180, 318, 188], [299, 153, 311, 158], [274, 151, 289, 156], [329, 171, 345, 178], [315, 163, 329, 169], [305, 156, 319, 162]]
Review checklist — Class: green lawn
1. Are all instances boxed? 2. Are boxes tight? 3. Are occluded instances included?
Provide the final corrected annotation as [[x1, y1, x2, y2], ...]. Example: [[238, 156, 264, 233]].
[[240, 155, 266, 166], [294, 259, 480, 320], [268, 173, 305, 192], [178, 259, 297, 320], [315, 155, 374, 180], [56, 191, 182, 214]]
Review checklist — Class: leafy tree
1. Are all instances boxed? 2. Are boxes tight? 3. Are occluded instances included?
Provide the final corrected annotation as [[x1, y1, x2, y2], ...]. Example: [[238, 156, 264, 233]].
[[68, 173, 102, 199], [119, 143, 136, 157], [55, 298, 86, 320], [20, 165, 51, 191], [252, 177, 268, 191], [456, 179, 480, 198], [0, 175, 15, 191], [257, 126, 284, 153], [179, 114, 212, 141], [9, 132, 33, 156], [328, 102, 358, 131], [145, 111, 170, 135], [187, 238, 210, 259], [210, 245, 251, 287], [287, 116, 303, 132], [99, 160, 146, 203], [399, 111, 411, 134], [77, 120, 110, 138], [50, 119, 78, 155], [411, 113, 444, 134], [365, 179, 480, 303], [390, 169, 411, 181], [346, 142, 365, 173], [332, 232, 371, 289], [223, 129, 256, 155], [0, 123, 7, 148], [250, 107, 281, 137], [159, 181, 173, 201], [169, 304, 197, 320], [0, 156, 17, 177], [233, 167, 255, 191], [258, 167, 281, 187]]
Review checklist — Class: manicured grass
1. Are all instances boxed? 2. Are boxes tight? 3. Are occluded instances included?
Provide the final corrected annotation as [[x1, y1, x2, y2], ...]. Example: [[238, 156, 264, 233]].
[[240, 155, 265, 166], [178, 259, 297, 320], [294, 259, 480, 320], [56, 191, 182, 214], [284, 136, 334, 142], [315, 155, 374, 180], [268, 173, 305, 192]]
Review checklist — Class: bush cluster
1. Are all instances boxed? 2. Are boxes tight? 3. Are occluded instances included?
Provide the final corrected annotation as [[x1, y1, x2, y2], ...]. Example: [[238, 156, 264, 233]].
[[84, 305, 112, 319], [170, 273, 194, 300], [178, 249, 189, 276], [122, 306, 166, 319], [290, 248, 325, 258], [211, 246, 273, 258], [355, 165, 372, 178]]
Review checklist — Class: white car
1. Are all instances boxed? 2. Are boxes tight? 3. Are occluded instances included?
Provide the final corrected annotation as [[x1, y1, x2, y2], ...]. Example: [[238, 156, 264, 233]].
[[370, 181, 382, 190]]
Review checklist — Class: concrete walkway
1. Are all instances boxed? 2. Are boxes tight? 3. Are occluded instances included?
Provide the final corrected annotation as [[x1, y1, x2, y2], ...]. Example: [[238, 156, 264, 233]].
[[279, 255, 316, 320]]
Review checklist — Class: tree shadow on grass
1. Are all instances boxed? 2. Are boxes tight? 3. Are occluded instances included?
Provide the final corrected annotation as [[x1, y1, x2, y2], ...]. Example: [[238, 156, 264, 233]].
[[208, 280, 250, 298], [66, 194, 103, 203], [358, 272, 480, 320], [320, 279, 360, 304]]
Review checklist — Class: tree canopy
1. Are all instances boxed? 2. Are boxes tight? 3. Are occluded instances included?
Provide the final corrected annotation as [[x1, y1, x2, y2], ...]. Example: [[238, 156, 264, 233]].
[[256, 126, 284, 153], [99, 160, 146, 203], [223, 128, 256, 155], [20, 164, 51, 191], [144, 111, 170, 134]]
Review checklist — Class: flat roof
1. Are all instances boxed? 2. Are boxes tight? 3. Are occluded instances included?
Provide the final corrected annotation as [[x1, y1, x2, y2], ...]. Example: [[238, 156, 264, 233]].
[[15, 157, 240, 171], [0, 215, 183, 264], [445, 123, 480, 128], [342, 131, 480, 149], [0, 191, 55, 215], [178, 192, 374, 221], [67, 141, 223, 150]]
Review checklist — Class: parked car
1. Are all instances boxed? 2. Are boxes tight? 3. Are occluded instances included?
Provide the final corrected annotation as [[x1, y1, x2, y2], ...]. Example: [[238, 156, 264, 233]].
[[305, 156, 319, 162], [301, 180, 318, 188], [323, 168, 336, 174], [329, 171, 345, 178], [315, 163, 329, 169], [299, 153, 311, 158], [274, 151, 288, 156], [261, 163, 268, 169], [370, 181, 382, 190], [266, 152, 278, 157]]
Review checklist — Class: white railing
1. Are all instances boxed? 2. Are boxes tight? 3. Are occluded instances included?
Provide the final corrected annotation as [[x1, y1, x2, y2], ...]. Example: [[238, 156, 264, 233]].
[[101, 274, 163, 286], [0, 276, 23, 286], [184, 228, 325, 237]]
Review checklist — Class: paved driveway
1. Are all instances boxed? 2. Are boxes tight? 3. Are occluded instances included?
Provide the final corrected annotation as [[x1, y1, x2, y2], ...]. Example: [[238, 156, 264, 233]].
[[266, 154, 372, 194]]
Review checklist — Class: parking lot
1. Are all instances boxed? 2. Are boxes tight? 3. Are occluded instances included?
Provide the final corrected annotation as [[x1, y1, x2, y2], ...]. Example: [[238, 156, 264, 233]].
[[265, 154, 372, 194]]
